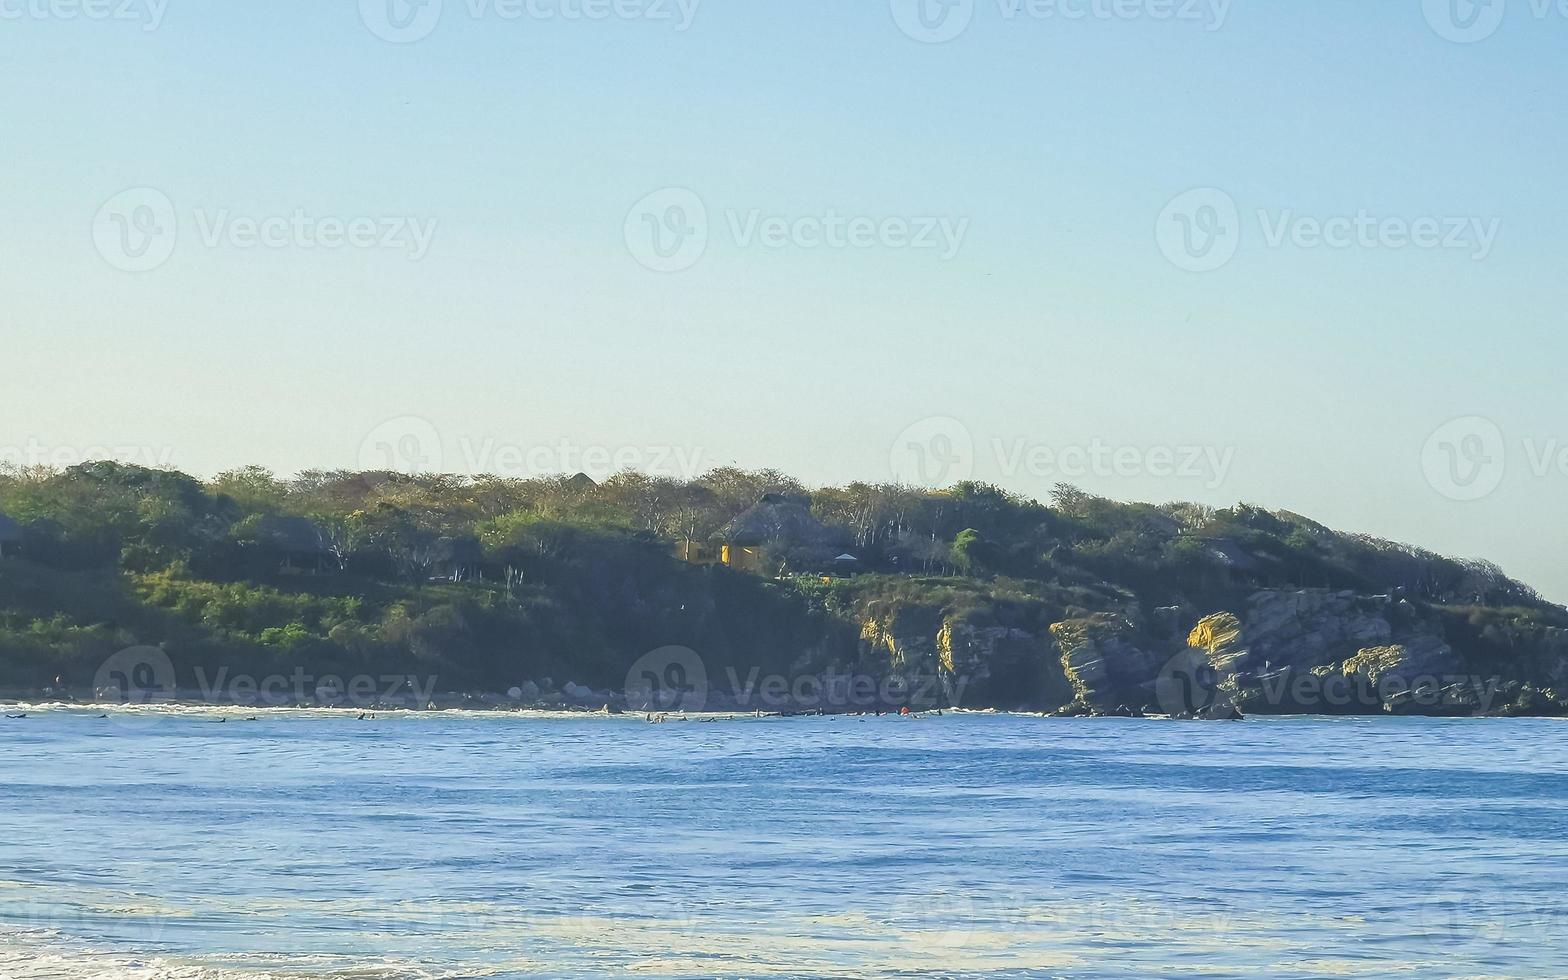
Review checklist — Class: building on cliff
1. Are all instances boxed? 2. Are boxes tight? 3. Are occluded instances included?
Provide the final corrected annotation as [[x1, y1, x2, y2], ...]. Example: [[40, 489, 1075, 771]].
[[674, 493, 845, 576]]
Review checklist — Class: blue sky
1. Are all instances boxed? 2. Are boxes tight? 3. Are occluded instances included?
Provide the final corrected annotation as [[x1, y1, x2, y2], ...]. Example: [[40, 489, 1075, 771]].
[[3, 0, 1567, 597]]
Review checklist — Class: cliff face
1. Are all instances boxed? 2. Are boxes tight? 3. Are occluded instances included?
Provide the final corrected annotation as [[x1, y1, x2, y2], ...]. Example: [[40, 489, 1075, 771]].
[[1182, 590, 1474, 714], [853, 600, 1072, 710], [1048, 616, 1160, 713], [843, 587, 1568, 717]]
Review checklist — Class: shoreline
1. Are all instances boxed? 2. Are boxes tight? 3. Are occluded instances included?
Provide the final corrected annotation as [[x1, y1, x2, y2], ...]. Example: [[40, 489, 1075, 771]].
[[4, 698, 1565, 722]]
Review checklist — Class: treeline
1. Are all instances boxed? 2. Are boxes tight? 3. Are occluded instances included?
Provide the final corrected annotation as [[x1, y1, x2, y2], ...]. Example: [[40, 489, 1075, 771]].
[[0, 461, 1555, 693]]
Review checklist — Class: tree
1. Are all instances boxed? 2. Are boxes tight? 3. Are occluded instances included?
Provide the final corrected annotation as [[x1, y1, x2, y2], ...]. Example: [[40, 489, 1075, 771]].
[[951, 528, 1000, 577], [210, 466, 287, 512]]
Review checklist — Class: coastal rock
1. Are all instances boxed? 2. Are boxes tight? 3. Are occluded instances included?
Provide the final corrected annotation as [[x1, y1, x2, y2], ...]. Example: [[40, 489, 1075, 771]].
[[1049, 615, 1162, 712], [1238, 590, 1399, 672], [1152, 605, 1191, 642], [857, 604, 945, 710], [1188, 612, 1246, 671], [857, 603, 1068, 710], [1341, 638, 1459, 688], [937, 620, 1072, 710], [859, 605, 941, 677], [1205, 589, 1451, 674], [1340, 638, 1473, 713], [1168, 592, 1461, 715], [562, 681, 613, 706]]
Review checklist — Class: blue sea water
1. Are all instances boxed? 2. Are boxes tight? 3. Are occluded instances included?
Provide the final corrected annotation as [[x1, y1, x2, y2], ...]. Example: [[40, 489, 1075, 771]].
[[0, 708, 1565, 979]]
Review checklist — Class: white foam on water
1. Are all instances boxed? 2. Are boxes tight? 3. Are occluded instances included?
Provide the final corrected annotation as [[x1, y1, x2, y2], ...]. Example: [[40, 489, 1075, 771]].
[[0, 930, 492, 980]]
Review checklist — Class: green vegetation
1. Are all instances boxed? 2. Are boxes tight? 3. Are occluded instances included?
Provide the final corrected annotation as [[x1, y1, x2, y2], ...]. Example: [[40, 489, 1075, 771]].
[[0, 461, 1560, 703]]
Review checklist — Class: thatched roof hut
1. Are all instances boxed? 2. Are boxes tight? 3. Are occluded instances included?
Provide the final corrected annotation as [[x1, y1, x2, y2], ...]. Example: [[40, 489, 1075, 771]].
[[716, 494, 835, 548]]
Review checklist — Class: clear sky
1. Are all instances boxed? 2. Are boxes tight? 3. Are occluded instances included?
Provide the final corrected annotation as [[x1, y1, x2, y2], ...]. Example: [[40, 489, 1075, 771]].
[[3, 0, 1566, 598]]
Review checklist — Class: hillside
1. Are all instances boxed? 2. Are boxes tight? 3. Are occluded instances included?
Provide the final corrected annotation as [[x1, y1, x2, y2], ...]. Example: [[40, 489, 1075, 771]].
[[1, 462, 1565, 716]]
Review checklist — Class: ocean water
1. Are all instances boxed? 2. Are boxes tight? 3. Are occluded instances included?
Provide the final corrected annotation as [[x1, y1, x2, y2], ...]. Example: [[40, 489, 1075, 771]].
[[0, 709, 1565, 979]]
